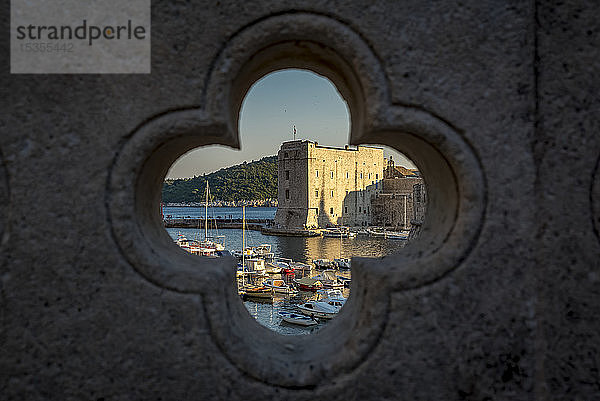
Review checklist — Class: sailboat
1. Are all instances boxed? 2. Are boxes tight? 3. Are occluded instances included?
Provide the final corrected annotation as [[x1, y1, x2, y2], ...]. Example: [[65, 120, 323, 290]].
[[201, 182, 226, 250], [180, 182, 227, 257], [236, 205, 266, 276]]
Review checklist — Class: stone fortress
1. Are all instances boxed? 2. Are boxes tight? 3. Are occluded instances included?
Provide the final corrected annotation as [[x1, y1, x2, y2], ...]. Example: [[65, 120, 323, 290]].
[[274, 140, 426, 230]]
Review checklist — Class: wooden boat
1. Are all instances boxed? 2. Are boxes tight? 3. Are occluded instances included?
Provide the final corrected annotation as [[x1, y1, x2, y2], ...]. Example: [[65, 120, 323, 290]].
[[312, 270, 345, 290], [293, 277, 323, 292], [278, 311, 317, 326], [263, 279, 297, 295], [241, 285, 273, 300], [265, 258, 291, 274]]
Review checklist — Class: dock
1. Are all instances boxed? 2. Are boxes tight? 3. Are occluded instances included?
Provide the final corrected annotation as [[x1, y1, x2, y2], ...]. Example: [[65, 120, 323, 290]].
[[163, 218, 269, 231]]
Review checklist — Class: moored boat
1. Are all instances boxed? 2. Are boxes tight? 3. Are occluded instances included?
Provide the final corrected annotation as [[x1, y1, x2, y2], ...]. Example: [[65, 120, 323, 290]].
[[263, 279, 297, 295], [336, 275, 351, 288], [278, 311, 317, 326], [321, 226, 357, 238], [333, 258, 350, 269], [265, 257, 291, 274], [313, 259, 334, 269], [312, 270, 345, 290], [296, 301, 338, 319], [367, 227, 386, 237], [293, 277, 323, 292], [241, 285, 273, 300], [291, 261, 312, 272], [316, 288, 347, 310], [384, 230, 409, 240]]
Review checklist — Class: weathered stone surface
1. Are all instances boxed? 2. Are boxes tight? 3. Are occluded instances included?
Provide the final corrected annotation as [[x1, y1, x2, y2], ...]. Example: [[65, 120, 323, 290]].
[[0, 1, 598, 400]]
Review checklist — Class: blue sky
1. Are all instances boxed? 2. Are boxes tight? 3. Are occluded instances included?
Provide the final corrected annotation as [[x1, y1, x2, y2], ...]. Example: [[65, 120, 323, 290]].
[[166, 69, 416, 179]]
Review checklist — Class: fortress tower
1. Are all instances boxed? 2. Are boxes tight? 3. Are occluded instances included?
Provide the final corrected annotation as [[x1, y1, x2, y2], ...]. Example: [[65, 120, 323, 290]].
[[274, 140, 384, 229]]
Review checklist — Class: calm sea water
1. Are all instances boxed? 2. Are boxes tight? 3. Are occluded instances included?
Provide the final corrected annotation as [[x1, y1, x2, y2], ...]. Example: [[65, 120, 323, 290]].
[[165, 227, 405, 264], [163, 206, 276, 220], [164, 207, 406, 335]]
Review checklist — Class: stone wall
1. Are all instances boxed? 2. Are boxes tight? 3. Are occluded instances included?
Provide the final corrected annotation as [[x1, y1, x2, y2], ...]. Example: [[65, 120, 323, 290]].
[[274, 140, 310, 228], [308, 144, 383, 227], [372, 178, 426, 229], [1, 1, 599, 400]]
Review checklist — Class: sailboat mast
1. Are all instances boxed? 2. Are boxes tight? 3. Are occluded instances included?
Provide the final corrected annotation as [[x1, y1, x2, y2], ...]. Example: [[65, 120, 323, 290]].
[[242, 205, 246, 269], [340, 230, 342, 259], [404, 195, 407, 228], [205, 181, 209, 240]]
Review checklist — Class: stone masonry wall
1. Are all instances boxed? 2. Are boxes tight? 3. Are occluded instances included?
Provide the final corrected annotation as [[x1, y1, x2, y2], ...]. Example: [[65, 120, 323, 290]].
[[308, 143, 383, 227], [274, 141, 309, 228], [1, 1, 599, 400]]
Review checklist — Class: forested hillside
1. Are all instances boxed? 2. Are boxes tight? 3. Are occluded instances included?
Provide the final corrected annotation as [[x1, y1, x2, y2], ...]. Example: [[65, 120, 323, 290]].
[[162, 156, 277, 203]]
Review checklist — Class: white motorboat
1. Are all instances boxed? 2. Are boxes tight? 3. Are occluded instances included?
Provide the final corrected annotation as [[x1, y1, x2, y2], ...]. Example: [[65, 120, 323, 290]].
[[266, 258, 295, 274], [291, 261, 312, 272], [278, 311, 317, 326], [384, 231, 409, 240], [252, 244, 273, 257], [336, 275, 351, 288], [313, 259, 334, 269], [321, 227, 357, 238], [243, 258, 266, 275], [333, 258, 350, 269], [312, 270, 345, 290], [367, 227, 386, 238], [316, 289, 347, 310], [296, 301, 339, 319], [176, 234, 218, 257]]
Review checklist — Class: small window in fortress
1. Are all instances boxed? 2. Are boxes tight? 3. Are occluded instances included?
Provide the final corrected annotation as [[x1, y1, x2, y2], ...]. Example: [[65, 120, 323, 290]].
[[161, 69, 426, 336]]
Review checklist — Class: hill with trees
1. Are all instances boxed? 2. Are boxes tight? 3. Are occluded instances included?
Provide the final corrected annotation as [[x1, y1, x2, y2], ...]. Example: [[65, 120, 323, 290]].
[[162, 156, 277, 203]]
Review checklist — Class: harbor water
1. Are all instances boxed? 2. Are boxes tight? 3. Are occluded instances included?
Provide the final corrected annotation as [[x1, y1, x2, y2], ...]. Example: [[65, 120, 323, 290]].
[[164, 206, 406, 335]]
